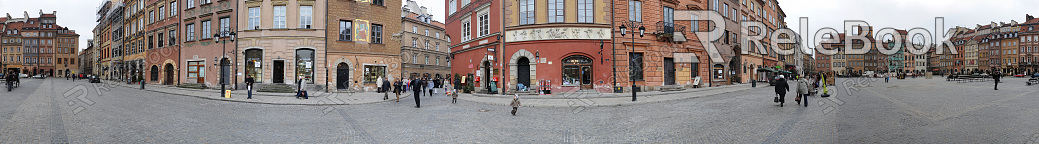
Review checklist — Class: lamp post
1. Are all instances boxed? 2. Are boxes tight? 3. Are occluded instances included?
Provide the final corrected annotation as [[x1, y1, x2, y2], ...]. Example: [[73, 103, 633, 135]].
[[618, 21, 645, 102], [214, 31, 237, 97]]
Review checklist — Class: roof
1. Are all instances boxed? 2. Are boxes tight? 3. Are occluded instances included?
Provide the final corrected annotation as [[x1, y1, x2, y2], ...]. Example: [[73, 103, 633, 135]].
[[403, 12, 445, 30]]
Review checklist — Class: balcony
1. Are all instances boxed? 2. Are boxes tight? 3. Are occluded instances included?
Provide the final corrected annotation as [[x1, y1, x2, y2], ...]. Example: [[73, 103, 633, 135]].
[[654, 21, 686, 42]]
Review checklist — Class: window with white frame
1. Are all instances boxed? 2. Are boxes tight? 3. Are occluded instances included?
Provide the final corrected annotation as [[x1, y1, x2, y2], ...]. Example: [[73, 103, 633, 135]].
[[629, 1, 641, 22], [169, 30, 176, 45], [159, 7, 165, 20], [461, 18, 471, 42], [577, 0, 593, 23], [479, 9, 490, 36], [249, 7, 260, 30], [186, 23, 195, 41], [519, 0, 534, 25], [371, 24, 383, 44], [339, 20, 352, 41], [299, 6, 313, 29], [220, 17, 230, 36], [201, 20, 211, 39], [449, 0, 457, 15], [187, 0, 194, 8], [273, 6, 286, 29], [425, 40, 431, 49], [548, 0, 564, 23], [170, 2, 177, 16]]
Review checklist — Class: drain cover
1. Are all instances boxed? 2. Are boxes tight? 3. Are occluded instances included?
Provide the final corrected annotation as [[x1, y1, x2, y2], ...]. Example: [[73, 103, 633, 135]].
[[478, 109, 490, 112]]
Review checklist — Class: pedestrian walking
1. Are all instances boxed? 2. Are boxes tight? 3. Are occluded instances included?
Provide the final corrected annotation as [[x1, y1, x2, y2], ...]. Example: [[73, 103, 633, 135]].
[[993, 72, 1001, 90], [795, 75, 810, 107], [427, 78, 435, 96], [510, 95, 521, 116], [394, 79, 403, 102], [382, 77, 391, 100], [774, 75, 790, 107], [411, 78, 423, 108], [245, 76, 255, 99], [376, 76, 384, 93], [296, 76, 308, 99]]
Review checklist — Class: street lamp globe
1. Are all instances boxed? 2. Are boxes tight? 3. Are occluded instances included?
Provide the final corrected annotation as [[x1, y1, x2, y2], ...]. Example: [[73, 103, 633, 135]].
[[638, 26, 646, 37], [619, 24, 627, 36]]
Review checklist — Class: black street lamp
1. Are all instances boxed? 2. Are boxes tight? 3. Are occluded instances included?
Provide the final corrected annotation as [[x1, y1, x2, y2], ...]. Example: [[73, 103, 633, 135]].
[[619, 21, 645, 101], [214, 31, 237, 97]]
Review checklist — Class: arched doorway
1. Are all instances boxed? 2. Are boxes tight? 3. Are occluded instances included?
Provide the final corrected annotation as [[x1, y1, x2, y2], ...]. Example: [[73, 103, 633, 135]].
[[164, 64, 174, 85], [245, 49, 263, 83], [562, 55, 593, 89], [336, 63, 349, 89], [150, 65, 159, 82], [517, 57, 531, 90]]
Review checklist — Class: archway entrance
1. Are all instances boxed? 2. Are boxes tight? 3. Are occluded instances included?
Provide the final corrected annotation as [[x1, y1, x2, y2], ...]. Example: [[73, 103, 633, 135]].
[[517, 57, 531, 90], [336, 63, 349, 89], [150, 65, 159, 82], [483, 61, 493, 93], [562, 55, 593, 89], [164, 64, 174, 85]]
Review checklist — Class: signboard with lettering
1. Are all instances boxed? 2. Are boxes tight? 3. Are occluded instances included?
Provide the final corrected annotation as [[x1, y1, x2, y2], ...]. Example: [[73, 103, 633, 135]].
[[354, 19, 370, 42], [505, 27, 611, 42]]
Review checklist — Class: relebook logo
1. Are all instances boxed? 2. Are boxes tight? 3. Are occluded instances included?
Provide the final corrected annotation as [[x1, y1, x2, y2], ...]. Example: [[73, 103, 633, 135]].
[[686, 10, 959, 60]]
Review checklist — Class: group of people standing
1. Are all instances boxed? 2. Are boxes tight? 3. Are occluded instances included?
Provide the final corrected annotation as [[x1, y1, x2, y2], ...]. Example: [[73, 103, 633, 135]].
[[384, 77, 452, 108]]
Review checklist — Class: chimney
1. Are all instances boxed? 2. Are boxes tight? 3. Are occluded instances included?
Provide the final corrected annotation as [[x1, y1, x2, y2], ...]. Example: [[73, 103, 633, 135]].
[[1028, 14, 1034, 21]]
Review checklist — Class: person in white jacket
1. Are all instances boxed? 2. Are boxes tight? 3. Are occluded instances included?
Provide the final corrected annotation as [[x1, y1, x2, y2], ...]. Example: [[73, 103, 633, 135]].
[[795, 76, 811, 107]]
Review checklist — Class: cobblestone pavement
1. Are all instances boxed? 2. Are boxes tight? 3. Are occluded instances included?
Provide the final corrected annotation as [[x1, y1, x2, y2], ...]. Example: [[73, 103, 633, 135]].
[[1, 77, 1037, 143], [833, 77, 1039, 143]]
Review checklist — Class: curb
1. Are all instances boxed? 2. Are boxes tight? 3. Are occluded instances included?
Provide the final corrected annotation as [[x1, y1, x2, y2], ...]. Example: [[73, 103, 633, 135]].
[[457, 86, 754, 108], [468, 84, 753, 99], [107, 81, 409, 106]]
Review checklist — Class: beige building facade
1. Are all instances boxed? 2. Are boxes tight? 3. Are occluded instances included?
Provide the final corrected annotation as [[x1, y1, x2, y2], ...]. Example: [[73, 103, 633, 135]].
[[237, 0, 328, 90]]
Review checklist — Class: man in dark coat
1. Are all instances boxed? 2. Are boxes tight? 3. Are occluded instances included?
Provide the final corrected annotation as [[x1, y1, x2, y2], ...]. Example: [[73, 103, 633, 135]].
[[245, 76, 255, 99], [774, 75, 790, 107], [393, 79, 403, 102], [993, 72, 1001, 90], [410, 78, 424, 108], [382, 78, 391, 100]]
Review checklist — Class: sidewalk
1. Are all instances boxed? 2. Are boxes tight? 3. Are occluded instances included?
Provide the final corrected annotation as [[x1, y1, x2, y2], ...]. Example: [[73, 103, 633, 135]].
[[460, 84, 755, 108], [104, 80, 410, 105]]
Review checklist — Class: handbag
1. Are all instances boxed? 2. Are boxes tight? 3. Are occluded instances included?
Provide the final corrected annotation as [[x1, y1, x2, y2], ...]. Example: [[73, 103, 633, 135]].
[[774, 95, 779, 103]]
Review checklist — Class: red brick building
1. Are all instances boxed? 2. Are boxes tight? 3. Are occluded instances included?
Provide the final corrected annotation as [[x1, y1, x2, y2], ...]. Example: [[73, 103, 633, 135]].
[[445, 0, 505, 93]]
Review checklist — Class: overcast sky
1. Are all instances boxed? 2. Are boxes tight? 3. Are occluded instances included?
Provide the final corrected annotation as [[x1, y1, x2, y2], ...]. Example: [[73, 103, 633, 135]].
[[1, 0, 99, 52], [3, 0, 1035, 53], [779, 0, 1038, 43], [405, 0, 445, 22]]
